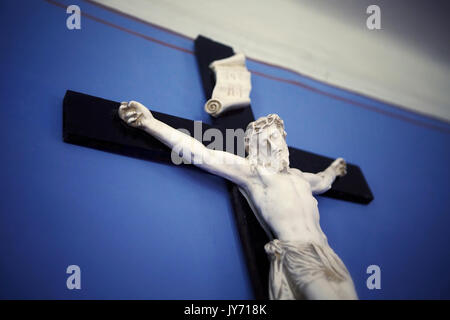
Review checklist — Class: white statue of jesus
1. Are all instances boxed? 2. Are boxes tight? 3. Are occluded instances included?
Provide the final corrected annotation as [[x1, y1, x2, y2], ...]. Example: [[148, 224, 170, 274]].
[[118, 101, 358, 300]]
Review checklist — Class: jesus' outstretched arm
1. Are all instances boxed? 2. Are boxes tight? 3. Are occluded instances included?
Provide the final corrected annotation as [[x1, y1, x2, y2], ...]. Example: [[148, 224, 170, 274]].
[[118, 101, 251, 186], [300, 158, 347, 195]]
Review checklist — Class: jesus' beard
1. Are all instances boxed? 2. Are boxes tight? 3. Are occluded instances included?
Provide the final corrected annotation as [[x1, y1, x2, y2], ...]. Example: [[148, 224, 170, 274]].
[[252, 150, 290, 174]]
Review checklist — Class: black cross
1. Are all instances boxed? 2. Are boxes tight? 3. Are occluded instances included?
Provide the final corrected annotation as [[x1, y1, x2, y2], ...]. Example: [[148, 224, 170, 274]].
[[63, 36, 373, 299]]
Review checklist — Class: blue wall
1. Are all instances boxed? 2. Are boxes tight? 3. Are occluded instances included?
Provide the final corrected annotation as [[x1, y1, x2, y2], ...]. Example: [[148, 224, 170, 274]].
[[1, 0, 449, 299]]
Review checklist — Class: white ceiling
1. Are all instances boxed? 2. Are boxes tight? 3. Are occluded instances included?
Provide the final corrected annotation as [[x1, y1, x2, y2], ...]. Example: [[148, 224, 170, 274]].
[[92, 0, 450, 122]]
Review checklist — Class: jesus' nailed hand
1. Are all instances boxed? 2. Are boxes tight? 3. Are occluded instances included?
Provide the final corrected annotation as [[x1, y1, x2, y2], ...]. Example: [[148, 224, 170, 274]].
[[118, 101, 358, 300]]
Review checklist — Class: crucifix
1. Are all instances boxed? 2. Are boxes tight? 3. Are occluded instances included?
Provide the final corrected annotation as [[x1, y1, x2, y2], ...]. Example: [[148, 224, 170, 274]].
[[63, 36, 373, 299]]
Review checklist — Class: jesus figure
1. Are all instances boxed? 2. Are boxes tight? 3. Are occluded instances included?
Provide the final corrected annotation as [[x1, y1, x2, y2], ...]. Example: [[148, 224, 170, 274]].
[[118, 101, 358, 300]]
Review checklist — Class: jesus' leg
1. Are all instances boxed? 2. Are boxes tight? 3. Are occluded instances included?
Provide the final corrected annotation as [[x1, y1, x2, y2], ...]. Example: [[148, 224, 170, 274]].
[[333, 277, 358, 299], [301, 278, 341, 300]]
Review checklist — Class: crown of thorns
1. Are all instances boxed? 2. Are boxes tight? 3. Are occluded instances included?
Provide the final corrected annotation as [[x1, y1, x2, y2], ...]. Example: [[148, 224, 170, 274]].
[[244, 114, 287, 147]]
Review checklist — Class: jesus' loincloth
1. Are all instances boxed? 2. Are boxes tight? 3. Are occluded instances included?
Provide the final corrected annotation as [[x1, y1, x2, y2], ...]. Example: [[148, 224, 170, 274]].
[[264, 239, 354, 300]]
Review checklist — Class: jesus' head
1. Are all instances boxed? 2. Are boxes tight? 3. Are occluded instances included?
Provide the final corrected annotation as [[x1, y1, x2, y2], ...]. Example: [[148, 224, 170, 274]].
[[244, 114, 289, 172]]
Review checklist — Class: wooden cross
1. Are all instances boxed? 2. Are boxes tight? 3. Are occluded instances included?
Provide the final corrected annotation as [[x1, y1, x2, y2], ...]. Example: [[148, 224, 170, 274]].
[[63, 36, 373, 299]]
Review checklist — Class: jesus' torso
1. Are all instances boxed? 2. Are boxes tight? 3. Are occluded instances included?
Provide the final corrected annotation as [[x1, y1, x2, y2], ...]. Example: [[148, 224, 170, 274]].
[[240, 167, 328, 245]]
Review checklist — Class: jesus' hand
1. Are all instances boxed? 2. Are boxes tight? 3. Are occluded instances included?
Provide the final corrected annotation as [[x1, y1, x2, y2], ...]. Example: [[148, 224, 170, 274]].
[[330, 158, 347, 177], [118, 101, 153, 128]]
